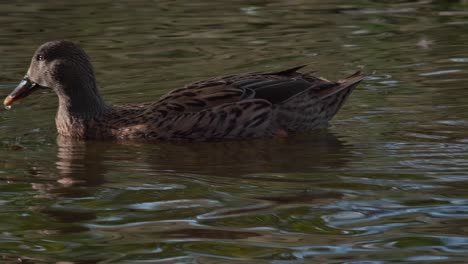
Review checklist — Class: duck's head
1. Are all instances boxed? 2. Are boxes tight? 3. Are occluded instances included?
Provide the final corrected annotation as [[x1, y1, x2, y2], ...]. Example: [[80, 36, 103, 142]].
[[4, 40, 97, 107]]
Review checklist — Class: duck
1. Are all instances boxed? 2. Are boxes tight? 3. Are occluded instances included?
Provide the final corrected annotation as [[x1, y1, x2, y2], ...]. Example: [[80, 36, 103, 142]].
[[3, 40, 364, 142]]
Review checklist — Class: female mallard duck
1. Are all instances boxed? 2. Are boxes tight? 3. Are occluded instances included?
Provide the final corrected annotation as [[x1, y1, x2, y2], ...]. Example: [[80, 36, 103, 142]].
[[4, 40, 364, 142]]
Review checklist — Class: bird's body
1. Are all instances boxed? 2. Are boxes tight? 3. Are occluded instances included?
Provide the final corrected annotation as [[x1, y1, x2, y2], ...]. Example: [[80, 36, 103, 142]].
[[4, 41, 364, 142]]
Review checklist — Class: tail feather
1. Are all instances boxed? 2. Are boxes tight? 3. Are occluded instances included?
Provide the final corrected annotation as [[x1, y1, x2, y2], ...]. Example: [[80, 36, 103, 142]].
[[344, 70, 363, 79], [317, 71, 365, 100], [275, 70, 365, 132]]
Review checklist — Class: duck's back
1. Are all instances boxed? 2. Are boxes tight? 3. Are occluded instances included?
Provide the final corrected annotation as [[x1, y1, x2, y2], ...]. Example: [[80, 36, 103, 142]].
[[104, 66, 363, 141]]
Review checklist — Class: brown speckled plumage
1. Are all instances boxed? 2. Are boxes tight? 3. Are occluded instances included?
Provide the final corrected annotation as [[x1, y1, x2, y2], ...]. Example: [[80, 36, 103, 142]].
[[4, 40, 364, 142]]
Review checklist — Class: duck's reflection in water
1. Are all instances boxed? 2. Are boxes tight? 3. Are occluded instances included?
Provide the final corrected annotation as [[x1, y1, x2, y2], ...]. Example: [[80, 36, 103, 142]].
[[55, 136, 108, 187], [32, 130, 351, 200], [28, 137, 111, 250], [29, 131, 350, 251], [47, 130, 350, 184], [31, 136, 108, 197], [144, 130, 350, 178]]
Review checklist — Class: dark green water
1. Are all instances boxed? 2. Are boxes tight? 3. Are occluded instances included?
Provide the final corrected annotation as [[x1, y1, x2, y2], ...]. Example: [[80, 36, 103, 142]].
[[1, 1, 468, 263]]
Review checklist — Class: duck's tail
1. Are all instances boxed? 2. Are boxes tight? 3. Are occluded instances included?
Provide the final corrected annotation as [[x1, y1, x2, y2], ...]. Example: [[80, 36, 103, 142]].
[[317, 71, 365, 99], [275, 71, 365, 132], [317, 71, 365, 120]]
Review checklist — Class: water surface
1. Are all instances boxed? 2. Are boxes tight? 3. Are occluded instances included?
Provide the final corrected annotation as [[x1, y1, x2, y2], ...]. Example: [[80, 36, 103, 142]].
[[1, 1, 468, 263]]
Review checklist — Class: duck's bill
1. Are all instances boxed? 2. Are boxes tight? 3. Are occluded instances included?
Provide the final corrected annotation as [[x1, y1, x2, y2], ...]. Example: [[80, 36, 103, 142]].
[[3, 77, 40, 106]]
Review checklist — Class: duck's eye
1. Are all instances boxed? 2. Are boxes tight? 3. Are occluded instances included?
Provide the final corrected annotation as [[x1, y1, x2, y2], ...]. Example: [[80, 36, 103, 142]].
[[36, 54, 44, 61]]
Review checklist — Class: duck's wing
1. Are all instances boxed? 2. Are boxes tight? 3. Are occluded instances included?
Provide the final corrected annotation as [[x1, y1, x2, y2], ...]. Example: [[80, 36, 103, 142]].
[[150, 81, 255, 116], [149, 65, 316, 116]]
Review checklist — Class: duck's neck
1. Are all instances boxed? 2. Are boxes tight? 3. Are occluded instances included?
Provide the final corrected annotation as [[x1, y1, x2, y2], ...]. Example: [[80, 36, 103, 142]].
[[55, 81, 110, 138]]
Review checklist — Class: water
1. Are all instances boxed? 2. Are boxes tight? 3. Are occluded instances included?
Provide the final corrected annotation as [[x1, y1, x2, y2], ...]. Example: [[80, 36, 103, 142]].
[[1, 1, 468, 263]]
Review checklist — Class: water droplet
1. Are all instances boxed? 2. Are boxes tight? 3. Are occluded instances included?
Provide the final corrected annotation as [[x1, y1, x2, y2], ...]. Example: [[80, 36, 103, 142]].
[[4, 105, 11, 110]]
